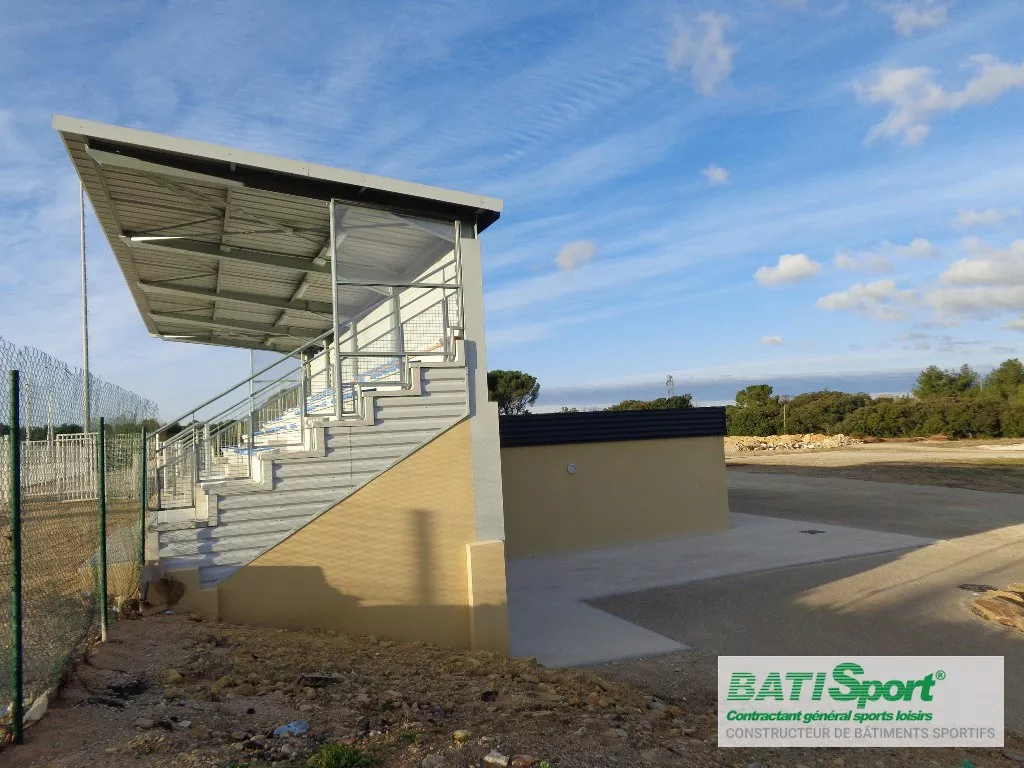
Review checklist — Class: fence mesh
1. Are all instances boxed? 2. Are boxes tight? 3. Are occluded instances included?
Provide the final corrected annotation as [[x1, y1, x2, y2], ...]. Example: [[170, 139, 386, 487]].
[[0, 336, 158, 736]]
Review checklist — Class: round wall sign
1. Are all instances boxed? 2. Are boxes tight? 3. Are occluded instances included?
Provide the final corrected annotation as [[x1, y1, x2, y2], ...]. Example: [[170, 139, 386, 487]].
[[567, 463, 577, 475]]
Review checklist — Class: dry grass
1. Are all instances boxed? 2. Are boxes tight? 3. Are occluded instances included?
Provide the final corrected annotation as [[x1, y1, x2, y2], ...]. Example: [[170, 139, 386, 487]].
[[726, 441, 1024, 494]]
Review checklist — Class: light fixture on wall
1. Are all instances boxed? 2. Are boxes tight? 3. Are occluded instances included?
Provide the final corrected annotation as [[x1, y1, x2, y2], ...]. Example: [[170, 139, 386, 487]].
[[566, 464, 577, 475]]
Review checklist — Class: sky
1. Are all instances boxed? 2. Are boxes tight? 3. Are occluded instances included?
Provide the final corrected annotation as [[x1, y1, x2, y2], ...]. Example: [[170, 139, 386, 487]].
[[2, 0, 1024, 417]]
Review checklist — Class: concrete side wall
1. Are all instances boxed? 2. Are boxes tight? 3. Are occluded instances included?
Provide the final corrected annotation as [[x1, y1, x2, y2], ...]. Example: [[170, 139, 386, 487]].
[[501, 436, 729, 559], [209, 420, 507, 650]]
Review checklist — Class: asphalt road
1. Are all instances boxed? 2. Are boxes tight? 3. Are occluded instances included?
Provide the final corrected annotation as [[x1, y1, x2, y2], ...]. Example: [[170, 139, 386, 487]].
[[728, 470, 1023, 538], [591, 472, 1024, 731]]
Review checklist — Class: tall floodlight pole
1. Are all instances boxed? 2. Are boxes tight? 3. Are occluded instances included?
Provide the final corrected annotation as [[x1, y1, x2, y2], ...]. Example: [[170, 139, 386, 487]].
[[80, 182, 91, 433]]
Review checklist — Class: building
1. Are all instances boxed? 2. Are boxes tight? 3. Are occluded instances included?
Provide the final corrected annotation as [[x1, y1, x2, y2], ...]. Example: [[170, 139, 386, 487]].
[[54, 115, 728, 655]]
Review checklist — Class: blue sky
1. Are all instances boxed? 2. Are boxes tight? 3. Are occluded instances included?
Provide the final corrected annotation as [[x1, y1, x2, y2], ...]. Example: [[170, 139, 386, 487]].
[[2, 0, 1024, 416]]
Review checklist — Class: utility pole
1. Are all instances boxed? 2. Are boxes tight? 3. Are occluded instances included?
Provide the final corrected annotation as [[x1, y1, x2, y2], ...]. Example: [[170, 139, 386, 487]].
[[80, 182, 91, 433]]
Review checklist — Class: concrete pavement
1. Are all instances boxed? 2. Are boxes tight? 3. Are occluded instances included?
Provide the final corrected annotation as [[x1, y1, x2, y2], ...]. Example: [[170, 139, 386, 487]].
[[594, 520, 1024, 730], [507, 512, 930, 667]]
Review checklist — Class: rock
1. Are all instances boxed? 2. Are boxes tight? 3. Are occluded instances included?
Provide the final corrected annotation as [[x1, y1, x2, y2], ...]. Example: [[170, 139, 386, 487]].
[[831, 759, 845, 768], [163, 669, 183, 684], [135, 718, 155, 729], [480, 689, 498, 702], [664, 705, 683, 718], [641, 749, 660, 765], [280, 743, 298, 759], [511, 757, 540, 768], [1003, 749, 1024, 763], [422, 755, 447, 768], [538, 691, 563, 705], [210, 676, 235, 695], [452, 729, 472, 744], [520, 673, 540, 684], [235, 683, 256, 697], [230, 730, 247, 741], [303, 686, 317, 698], [596, 678, 614, 692], [604, 727, 628, 738], [746, 763, 763, 768], [529, 710, 554, 718], [483, 751, 510, 767]]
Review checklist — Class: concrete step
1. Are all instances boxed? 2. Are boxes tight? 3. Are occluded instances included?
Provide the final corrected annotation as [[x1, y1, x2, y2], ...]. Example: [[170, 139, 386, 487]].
[[323, 427, 438, 449], [216, 486, 344, 512], [160, 528, 285, 558], [216, 498, 336, 525], [160, 516, 305, 552], [272, 468, 378, 493], [163, 545, 266, 572], [374, 402, 466, 422], [274, 453, 404, 478], [323, 416, 460, 433]]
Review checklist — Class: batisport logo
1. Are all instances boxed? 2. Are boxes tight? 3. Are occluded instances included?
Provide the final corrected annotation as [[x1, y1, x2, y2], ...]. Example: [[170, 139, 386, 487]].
[[727, 662, 942, 711], [717, 656, 1003, 748]]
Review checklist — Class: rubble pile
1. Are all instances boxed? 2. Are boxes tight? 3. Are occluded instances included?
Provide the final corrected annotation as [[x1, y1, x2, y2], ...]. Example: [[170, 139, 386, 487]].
[[725, 433, 862, 453]]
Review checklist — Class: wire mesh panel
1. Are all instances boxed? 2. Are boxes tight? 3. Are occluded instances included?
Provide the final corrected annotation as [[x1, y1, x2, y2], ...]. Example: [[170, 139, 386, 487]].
[[0, 336, 157, 737]]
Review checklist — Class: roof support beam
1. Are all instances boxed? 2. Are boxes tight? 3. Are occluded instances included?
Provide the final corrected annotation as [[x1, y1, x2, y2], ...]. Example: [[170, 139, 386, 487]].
[[138, 279, 335, 316], [123, 236, 332, 275], [149, 312, 323, 339]]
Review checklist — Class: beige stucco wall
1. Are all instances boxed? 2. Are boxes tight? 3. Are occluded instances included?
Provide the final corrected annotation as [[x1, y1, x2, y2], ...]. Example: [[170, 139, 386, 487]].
[[204, 419, 508, 651], [501, 435, 729, 559]]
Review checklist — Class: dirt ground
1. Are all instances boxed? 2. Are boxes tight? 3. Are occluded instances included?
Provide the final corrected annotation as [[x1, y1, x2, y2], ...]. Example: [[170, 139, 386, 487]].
[[726, 439, 1024, 494], [3, 615, 1022, 768]]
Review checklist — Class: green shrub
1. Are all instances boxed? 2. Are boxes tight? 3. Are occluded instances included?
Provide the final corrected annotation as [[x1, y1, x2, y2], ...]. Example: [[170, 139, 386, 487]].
[[307, 744, 377, 768]]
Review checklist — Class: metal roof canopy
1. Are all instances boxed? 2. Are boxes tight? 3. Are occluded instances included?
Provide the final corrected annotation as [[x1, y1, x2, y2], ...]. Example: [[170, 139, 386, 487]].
[[52, 115, 502, 354]]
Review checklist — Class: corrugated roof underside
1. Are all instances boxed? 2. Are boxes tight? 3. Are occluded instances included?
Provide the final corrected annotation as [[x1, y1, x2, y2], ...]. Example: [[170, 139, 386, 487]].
[[60, 130, 459, 353]]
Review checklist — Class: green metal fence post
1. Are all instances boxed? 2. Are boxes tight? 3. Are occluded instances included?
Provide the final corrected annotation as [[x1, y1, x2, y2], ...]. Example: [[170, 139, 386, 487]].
[[8, 370, 24, 744], [97, 417, 108, 643], [139, 430, 147, 571]]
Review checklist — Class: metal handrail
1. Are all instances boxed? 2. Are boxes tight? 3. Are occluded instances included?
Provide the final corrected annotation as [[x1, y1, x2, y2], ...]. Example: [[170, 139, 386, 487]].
[[149, 326, 335, 439]]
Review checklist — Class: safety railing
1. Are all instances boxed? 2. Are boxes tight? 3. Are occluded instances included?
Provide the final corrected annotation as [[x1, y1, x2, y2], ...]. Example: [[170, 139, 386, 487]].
[[149, 245, 463, 512]]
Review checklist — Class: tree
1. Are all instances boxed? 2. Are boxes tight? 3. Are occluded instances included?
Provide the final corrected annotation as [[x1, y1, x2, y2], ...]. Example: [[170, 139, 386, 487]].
[[487, 370, 540, 415], [983, 359, 1024, 400], [735, 384, 776, 408], [913, 364, 980, 399], [606, 394, 693, 411]]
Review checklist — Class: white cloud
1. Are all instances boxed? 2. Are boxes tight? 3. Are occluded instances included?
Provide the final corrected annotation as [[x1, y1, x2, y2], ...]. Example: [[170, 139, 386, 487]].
[[754, 253, 822, 287], [834, 252, 893, 273], [817, 280, 918, 321], [703, 164, 729, 185], [1004, 316, 1024, 331], [760, 335, 784, 346], [554, 240, 597, 272], [927, 238, 1024, 320], [833, 237, 935, 272], [858, 55, 1024, 144], [667, 13, 734, 96], [940, 238, 1024, 285], [890, 2, 948, 36], [953, 208, 1017, 228]]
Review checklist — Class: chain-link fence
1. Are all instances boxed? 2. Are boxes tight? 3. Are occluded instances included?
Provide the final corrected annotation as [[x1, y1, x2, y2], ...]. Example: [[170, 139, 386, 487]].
[[0, 336, 158, 741]]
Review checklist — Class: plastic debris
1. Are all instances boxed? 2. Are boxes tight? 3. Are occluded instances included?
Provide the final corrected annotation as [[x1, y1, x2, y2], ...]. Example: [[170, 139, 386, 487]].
[[273, 720, 309, 737]]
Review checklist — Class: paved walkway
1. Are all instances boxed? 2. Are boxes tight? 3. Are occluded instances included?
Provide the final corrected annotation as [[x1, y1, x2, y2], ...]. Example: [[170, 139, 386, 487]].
[[506, 512, 930, 666]]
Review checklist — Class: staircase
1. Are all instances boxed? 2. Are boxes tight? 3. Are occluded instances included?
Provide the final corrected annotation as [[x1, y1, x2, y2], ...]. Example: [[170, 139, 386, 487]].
[[155, 346, 469, 589]]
